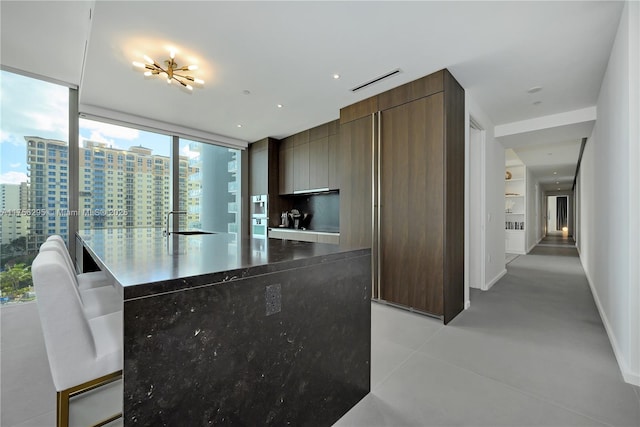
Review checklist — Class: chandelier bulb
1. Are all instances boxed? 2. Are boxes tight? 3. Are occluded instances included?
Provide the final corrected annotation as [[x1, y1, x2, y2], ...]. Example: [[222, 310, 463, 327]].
[[170, 50, 176, 59], [187, 65, 198, 71], [194, 78, 205, 85], [133, 61, 145, 68], [143, 55, 155, 64], [186, 84, 193, 91], [167, 78, 172, 84], [143, 71, 152, 77]]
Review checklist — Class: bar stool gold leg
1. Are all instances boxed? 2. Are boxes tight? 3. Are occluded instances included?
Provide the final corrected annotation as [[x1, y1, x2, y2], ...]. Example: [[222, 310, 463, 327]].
[[55, 371, 122, 427]]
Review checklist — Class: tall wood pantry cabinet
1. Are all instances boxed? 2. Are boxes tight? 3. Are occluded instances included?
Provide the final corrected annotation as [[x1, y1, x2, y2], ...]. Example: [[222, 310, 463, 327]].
[[339, 69, 465, 324]]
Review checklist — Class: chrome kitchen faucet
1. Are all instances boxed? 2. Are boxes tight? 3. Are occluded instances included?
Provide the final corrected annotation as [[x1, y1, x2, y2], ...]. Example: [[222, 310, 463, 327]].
[[165, 211, 187, 236]]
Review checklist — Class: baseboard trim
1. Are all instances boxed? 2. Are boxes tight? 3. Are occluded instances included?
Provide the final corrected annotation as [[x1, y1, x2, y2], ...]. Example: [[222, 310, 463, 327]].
[[484, 268, 507, 291], [578, 249, 640, 386]]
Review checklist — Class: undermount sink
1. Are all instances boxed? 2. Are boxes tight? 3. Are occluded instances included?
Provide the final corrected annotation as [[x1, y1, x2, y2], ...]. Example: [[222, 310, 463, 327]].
[[171, 230, 215, 235]]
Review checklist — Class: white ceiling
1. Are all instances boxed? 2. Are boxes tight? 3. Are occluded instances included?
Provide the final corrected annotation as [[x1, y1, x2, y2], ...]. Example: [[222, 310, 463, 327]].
[[0, 1, 625, 190]]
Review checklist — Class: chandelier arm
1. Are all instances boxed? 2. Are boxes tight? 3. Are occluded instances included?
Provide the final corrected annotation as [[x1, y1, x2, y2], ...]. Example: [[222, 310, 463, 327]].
[[173, 77, 188, 88], [172, 73, 194, 81]]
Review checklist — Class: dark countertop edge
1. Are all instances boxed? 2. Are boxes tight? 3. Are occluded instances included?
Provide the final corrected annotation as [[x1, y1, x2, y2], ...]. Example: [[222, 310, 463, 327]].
[[122, 248, 370, 301]]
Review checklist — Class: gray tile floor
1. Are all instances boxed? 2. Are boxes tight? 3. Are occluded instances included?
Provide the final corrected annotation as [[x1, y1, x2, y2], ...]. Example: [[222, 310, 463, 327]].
[[2, 242, 639, 426], [336, 245, 639, 426]]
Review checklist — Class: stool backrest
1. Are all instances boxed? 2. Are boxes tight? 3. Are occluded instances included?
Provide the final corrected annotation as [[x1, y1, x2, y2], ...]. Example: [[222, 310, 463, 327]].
[[40, 240, 77, 279], [32, 250, 97, 390]]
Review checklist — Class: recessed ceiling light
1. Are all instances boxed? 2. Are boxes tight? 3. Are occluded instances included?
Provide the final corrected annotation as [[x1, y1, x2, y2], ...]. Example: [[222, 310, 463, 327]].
[[237, 124, 242, 128], [527, 86, 543, 94], [277, 104, 283, 108], [556, 181, 559, 184], [553, 171, 557, 175], [557, 188, 561, 190], [333, 74, 340, 79]]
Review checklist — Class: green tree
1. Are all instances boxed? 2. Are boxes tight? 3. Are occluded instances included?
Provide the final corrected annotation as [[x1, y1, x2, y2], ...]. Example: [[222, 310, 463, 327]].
[[0, 263, 32, 294]]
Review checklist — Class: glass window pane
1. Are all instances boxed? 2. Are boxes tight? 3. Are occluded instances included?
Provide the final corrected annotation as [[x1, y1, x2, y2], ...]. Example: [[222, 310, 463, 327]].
[[78, 119, 170, 230], [1, 70, 69, 304], [178, 139, 240, 236]]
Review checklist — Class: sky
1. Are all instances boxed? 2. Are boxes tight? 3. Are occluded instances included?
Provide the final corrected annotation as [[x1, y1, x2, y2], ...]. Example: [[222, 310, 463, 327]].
[[0, 70, 192, 185]]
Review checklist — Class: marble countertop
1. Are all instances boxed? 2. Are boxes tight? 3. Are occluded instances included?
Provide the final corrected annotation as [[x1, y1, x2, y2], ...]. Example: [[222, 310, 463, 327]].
[[77, 228, 366, 300]]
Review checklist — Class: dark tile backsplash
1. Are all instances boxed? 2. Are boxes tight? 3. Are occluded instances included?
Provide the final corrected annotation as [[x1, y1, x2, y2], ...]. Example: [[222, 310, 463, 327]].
[[286, 192, 339, 232]]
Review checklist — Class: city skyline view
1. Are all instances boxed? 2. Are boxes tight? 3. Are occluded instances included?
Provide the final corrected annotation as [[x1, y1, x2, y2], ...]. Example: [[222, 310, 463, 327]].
[[0, 71, 180, 186], [1, 69, 241, 305]]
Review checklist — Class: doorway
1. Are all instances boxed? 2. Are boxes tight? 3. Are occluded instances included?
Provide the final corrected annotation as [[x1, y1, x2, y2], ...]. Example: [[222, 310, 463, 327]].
[[543, 195, 574, 246]]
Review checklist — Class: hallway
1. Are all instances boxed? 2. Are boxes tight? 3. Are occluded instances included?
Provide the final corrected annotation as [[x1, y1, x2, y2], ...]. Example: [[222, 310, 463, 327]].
[[537, 234, 577, 248], [337, 243, 640, 426]]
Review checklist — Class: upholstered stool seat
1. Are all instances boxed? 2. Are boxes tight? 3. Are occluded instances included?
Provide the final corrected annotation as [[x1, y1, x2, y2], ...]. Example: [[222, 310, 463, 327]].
[[32, 250, 122, 427], [44, 236, 112, 290], [39, 240, 121, 319]]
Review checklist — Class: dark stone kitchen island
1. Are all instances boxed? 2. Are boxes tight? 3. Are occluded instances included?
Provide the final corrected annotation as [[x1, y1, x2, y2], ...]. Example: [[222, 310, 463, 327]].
[[76, 228, 371, 426]]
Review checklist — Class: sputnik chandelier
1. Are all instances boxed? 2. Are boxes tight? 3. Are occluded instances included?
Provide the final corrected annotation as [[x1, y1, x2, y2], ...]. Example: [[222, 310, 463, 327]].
[[133, 50, 204, 90]]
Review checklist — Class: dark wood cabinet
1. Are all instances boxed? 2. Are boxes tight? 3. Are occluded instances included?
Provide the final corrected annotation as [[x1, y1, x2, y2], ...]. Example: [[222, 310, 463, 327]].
[[279, 137, 294, 195], [328, 120, 340, 190], [380, 93, 445, 315], [279, 120, 340, 194], [249, 143, 268, 196], [338, 114, 373, 250], [293, 140, 310, 192], [249, 137, 284, 228], [339, 69, 464, 324], [309, 136, 328, 190]]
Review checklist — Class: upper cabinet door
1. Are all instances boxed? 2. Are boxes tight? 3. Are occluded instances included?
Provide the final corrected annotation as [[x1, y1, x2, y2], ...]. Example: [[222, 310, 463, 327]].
[[249, 144, 268, 196], [328, 133, 340, 190], [293, 141, 310, 192], [279, 138, 294, 195], [309, 136, 329, 190]]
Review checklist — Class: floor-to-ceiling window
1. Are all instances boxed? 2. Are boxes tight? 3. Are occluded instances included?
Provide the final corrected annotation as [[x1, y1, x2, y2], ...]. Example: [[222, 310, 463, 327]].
[[78, 121, 242, 237], [0, 70, 69, 304], [1, 70, 243, 305], [178, 139, 240, 237], [78, 119, 171, 231]]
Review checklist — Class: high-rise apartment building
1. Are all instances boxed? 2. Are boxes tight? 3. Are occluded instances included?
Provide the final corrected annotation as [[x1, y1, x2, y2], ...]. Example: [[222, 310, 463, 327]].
[[78, 140, 197, 231], [24, 137, 200, 250], [0, 182, 30, 245], [25, 137, 69, 252]]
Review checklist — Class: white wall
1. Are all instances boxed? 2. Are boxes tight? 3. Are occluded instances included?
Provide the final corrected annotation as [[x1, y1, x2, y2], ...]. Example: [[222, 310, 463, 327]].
[[577, 0, 639, 386], [467, 94, 506, 290]]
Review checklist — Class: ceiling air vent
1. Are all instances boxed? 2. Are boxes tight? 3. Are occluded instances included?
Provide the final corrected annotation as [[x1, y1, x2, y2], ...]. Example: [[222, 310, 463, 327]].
[[351, 69, 402, 92]]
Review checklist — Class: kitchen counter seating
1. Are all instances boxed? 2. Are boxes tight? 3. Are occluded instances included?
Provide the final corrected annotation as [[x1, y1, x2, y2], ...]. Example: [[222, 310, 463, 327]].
[[39, 238, 121, 319], [76, 228, 371, 426], [32, 249, 122, 427], [45, 235, 113, 291]]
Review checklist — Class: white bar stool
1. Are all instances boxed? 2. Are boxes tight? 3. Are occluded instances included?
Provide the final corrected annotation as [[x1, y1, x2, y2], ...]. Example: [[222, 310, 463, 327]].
[[32, 250, 123, 427], [45, 236, 112, 290], [39, 242, 121, 319]]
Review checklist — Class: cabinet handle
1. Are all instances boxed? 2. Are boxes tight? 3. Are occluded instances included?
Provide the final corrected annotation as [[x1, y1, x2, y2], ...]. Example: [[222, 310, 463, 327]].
[[377, 111, 381, 300], [371, 112, 376, 299]]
